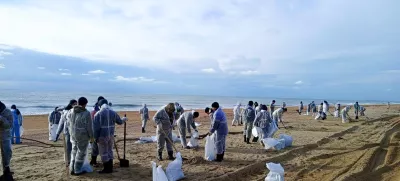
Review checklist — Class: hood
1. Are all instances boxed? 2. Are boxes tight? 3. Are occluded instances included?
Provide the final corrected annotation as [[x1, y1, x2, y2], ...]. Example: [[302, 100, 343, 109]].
[[0, 101, 5, 113], [73, 106, 86, 113]]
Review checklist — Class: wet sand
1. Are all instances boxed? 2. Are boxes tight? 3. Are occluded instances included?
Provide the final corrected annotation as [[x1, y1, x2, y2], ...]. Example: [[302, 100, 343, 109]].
[[8, 105, 400, 181]]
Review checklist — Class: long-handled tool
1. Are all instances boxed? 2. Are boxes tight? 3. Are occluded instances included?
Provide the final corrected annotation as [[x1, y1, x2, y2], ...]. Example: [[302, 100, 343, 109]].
[[118, 118, 129, 167], [159, 128, 179, 154]]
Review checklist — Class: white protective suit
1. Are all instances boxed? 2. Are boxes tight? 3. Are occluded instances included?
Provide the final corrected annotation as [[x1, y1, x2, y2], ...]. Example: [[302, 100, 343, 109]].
[[334, 104, 341, 117], [341, 106, 351, 123], [323, 101, 329, 114], [232, 103, 241, 126]]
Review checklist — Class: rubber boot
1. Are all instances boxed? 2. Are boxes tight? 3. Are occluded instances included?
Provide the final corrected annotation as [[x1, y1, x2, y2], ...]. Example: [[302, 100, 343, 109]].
[[0, 167, 14, 181], [168, 151, 175, 160], [243, 135, 247, 143], [215, 154, 223, 162], [221, 152, 225, 161], [98, 160, 113, 174], [157, 152, 163, 161], [90, 156, 97, 166], [246, 138, 250, 144], [142, 127, 145, 133]]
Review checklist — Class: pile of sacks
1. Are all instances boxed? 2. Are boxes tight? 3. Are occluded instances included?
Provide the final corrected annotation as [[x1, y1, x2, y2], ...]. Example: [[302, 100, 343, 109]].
[[152, 152, 185, 181], [136, 133, 181, 144], [262, 134, 293, 151]]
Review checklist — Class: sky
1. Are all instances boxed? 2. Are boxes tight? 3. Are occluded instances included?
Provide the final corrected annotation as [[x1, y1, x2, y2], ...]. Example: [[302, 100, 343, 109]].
[[0, 0, 399, 101]]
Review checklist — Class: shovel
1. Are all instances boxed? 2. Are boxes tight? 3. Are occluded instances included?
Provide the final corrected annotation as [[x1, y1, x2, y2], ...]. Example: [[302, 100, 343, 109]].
[[159, 128, 187, 161], [115, 117, 129, 167]]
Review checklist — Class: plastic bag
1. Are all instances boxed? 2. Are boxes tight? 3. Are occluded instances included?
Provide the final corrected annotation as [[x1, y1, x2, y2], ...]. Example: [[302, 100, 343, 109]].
[[274, 139, 286, 151], [157, 165, 169, 181], [265, 163, 285, 181], [172, 133, 181, 143], [50, 124, 58, 141], [195, 122, 201, 127], [263, 138, 279, 150], [205, 134, 216, 161], [267, 122, 278, 138], [81, 146, 93, 173], [20, 126, 24, 137], [187, 132, 199, 148], [166, 152, 185, 181], [279, 134, 293, 147], [252, 127, 262, 137]]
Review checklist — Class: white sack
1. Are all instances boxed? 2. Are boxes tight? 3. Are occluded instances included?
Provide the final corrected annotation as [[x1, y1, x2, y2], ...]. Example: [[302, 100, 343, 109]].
[[263, 138, 279, 150], [166, 152, 185, 181], [252, 127, 262, 138], [204, 134, 216, 161]]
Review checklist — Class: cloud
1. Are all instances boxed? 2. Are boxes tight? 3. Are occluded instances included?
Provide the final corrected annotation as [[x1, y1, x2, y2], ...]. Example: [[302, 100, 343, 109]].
[[88, 69, 107, 74], [114, 76, 155, 83], [240, 70, 259, 75], [61, 73, 71, 76], [37, 67, 46, 70], [81, 73, 90, 76], [0, 64, 4, 69], [201, 68, 216, 73], [1, 0, 397, 75], [295, 80, 303, 85], [0, 44, 14, 50], [59, 68, 70, 71], [0, 50, 12, 56], [218, 56, 261, 74]]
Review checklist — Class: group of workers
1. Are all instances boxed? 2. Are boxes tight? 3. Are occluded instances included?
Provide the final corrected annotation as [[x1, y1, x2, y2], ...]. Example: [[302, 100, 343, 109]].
[[0, 97, 384, 181]]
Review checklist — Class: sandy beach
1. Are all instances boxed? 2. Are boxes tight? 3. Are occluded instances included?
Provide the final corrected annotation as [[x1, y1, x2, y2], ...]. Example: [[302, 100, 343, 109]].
[[7, 105, 400, 181]]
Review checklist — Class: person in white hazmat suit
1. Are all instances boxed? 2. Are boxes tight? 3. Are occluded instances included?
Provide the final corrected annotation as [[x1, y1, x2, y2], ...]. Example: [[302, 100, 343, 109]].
[[297, 101, 304, 115], [270, 100, 276, 117], [232, 102, 241, 126], [177, 111, 199, 149], [48, 107, 61, 141], [172, 102, 184, 130], [272, 107, 287, 127], [139, 104, 149, 133], [243, 101, 256, 144], [334, 103, 341, 118], [68, 97, 94, 175], [323, 100, 330, 114], [253, 105, 272, 147], [153, 103, 176, 161], [341, 106, 351, 123]]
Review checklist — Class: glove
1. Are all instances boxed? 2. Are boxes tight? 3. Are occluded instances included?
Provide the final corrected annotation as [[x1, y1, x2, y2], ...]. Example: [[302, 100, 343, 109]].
[[194, 129, 198, 132], [54, 134, 60, 142]]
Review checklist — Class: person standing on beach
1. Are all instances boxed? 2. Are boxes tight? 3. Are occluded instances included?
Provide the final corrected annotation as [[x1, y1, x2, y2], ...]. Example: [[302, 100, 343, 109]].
[[306, 102, 311, 115], [232, 102, 241, 126], [334, 103, 341, 118], [153, 103, 176, 161], [69, 97, 93, 175], [55, 99, 77, 165], [387, 102, 390, 110], [323, 101, 330, 115], [270, 100, 276, 117], [243, 101, 255, 144], [312, 101, 317, 117], [176, 111, 199, 149], [282, 102, 287, 108], [354, 102, 360, 119], [90, 96, 104, 167], [173, 102, 184, 129], [298, 101, 304, 115], [0, 101, 14, 181], [140, 104, 149, 133], [48, 107, 61, 141], [10, 105, 23, 144], [93, 99, 127, 174], [209, 102, 228, 162], [253, 105, 271, 147], [205, 107, 214, 123]]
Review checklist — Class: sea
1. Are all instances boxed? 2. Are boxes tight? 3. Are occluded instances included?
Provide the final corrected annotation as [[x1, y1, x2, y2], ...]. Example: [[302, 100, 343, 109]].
[[0, 91, 395, 115]]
